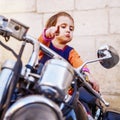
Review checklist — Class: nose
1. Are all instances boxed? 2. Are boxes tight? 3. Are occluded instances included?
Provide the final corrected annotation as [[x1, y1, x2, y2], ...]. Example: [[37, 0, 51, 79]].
[[66, 26, 70, 33]]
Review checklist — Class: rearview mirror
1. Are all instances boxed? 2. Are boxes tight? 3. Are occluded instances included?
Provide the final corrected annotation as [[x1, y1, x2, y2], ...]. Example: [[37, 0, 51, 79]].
[[97, 45, 119, 69]]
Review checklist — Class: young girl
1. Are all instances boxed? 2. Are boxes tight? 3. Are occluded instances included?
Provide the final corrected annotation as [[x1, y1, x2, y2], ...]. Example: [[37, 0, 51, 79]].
[[38, 12, 84, 68], [38, 11, 100, 119], [38, 11, 99, 91]]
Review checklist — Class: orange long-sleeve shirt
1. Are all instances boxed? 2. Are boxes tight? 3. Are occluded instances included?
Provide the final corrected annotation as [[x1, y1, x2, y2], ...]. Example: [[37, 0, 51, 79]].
[[38, 34, 84, 68]]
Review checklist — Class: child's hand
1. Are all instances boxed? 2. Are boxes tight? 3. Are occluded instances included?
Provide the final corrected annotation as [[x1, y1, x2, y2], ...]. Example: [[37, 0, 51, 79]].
[[89, 80, 100, 92], [45, 26, 59, 39], [86, 72, 100, 92]]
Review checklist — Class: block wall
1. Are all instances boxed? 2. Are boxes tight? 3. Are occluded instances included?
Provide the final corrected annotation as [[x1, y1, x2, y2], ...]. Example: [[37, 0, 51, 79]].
[[0, 0, 120, 109]]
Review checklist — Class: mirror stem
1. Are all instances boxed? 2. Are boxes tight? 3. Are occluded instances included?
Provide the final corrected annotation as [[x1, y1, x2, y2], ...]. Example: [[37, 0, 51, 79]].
[[75, 56, 112, 73]]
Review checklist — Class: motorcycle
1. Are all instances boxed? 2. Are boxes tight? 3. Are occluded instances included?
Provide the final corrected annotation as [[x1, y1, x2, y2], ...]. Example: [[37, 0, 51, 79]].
[[0, 15, 120, 120]]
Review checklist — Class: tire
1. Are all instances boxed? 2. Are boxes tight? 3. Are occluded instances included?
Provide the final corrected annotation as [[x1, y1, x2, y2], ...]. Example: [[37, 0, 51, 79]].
[[73, 100, 88, 120]]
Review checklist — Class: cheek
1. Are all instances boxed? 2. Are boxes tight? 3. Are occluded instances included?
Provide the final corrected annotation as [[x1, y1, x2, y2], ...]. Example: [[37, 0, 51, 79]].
[[59, 30, 65, 36], [70, 32, 73, 38]]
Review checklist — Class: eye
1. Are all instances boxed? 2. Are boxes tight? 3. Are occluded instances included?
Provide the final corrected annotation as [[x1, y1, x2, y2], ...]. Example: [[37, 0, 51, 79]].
[[60, 24, 74, 31], [69, 26, 74, 31], [61, 24, 66, 29]]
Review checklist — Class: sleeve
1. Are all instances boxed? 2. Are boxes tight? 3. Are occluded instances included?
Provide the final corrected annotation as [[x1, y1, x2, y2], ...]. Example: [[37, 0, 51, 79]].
[[68, 49, 89, 73], [38, 29, 52, 46], [68, 49, 84, 68], [38, 30, 51, 59]]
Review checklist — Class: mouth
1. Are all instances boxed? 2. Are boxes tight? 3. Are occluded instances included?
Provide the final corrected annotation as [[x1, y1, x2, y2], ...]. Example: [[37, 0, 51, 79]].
[[65, 34, 70, 38]]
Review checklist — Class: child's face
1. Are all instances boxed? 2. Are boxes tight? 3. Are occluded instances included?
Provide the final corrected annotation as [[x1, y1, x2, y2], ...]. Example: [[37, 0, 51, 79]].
[[55, 16, 74, 44]]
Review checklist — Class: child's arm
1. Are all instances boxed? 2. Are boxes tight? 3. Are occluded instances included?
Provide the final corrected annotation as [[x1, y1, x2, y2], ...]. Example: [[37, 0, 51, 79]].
[[38, 26, 59, 58], [68, 49, 99, 92], [68, 49, 84, 68]]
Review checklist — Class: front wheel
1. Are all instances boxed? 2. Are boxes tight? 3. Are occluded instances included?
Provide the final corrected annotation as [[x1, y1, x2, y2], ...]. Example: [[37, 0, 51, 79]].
[[74, 100, 88, 120]]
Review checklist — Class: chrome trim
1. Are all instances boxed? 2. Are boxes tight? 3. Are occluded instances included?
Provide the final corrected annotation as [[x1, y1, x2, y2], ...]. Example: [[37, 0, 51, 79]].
[[1, 60, 16, 69], [3, 95, 64, 120], [39, 59, 74, 96], [0, 60, 15, 105]]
